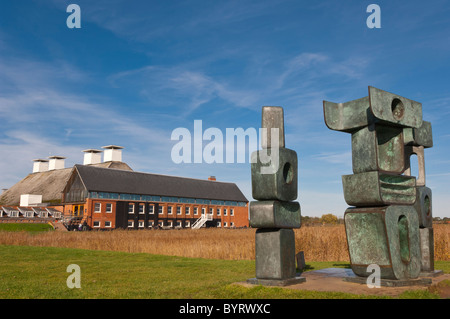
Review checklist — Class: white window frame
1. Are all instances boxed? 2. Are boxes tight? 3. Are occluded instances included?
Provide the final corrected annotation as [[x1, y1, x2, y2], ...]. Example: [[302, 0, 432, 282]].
[[128, 221, 134, 228], [176, 220, 182, 228], [105, 221, 112, 228], [158, 206, 163, 214], [148, 221, 154, 228], [224, 208, 228, 216], [185, 220, 190, 228], [185, 206, 190, 215], [139, 204, 145, 214], [224, 222, 228, 228], [216, 208, 221, 216], [94, 203, 101, 213], [149, 205, 154, 214], [106, 203, 112, 213], [217, 221, 221, 228], [138, 221, 145, 228], [193, 207, 198, 215], [93, 221, 101, 228], [128, 203, 135, 214], [168, 206, 173, 215], [158, 220, 164, 227], [167, 220, 173, 228], [230, 208, 234, 216], [209, 208, 214, 215], [176, 206, 181, 215]]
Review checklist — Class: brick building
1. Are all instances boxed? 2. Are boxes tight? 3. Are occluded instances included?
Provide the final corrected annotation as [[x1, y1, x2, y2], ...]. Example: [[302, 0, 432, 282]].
[[0, 146, 249, 230]]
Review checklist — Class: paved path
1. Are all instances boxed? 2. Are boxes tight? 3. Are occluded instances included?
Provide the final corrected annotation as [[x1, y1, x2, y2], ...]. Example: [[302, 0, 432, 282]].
[[238, 268, 450, 297]]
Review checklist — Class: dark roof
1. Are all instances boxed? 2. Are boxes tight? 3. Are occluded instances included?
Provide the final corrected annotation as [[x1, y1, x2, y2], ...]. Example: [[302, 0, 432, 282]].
[[74, 164, 248, 202]]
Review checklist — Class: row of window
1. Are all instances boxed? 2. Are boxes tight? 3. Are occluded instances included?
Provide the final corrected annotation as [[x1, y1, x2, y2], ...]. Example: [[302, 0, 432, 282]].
[[125, 220, 235, 228], [127, 204, 235, 217], [92, 202, 235, 216], [88, 191, 246, 207]]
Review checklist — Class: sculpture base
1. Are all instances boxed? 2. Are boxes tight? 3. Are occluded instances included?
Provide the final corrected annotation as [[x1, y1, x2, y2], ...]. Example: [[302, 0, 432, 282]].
[[247, 276, 306, 287], [343, 276, 432, 287], [419, 270, 444, 277]]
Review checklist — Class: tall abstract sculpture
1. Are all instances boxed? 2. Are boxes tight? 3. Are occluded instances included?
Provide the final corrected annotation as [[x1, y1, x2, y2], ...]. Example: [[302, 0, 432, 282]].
[[248, 106, 305, 286], [323, 86, 436, 281]]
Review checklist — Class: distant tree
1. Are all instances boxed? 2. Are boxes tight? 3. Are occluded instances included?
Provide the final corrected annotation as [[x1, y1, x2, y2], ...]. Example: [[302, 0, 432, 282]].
[[320, 213, 338, 225]]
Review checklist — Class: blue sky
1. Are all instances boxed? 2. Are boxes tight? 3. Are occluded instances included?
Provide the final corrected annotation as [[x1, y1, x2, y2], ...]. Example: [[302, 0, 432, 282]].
[[0, 1, 449, 217]]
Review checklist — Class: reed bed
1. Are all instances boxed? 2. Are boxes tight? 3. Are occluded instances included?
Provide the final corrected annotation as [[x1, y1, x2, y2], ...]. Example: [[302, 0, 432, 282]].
[[0, 224, 448, 261]]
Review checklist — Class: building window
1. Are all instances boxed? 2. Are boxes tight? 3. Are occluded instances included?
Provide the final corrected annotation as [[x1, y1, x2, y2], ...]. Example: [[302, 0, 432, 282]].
[[230, 222, 235, 227], [158, 206, 163, 214], [93, 221, 100, 228], [176, 206, 182, 215], [139, 204, 145, 214], [105, 221, 111, 228], [193, 207, 198, 215], [94, 203, 101, 213], [224, 222, 228, 228], [127, 221, 134, 228], [168, 206, 173, 215], [185, 206, 190, 215], [209, 208, 213, 215], [128, 204, 135, 214], [216, 208, 221, 216], [106, 203, 112, 213], [138, 221, 144, 228], [230, 209, 234, 216], [202, 208, 206, 215], [176, 220, 182, 228], [148, 221, 154, 228], [185, 220, 190, 228], [158, 220, 164, 227], [217, 221, 221, 227], [223, 208, 228, 216], [167, 220, 173, 228], [149, 205, 154, 214]]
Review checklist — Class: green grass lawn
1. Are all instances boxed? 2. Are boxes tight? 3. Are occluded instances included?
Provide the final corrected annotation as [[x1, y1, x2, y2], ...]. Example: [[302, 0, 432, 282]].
[[0, 245, 447, 299], [0, 223, 54, 232]]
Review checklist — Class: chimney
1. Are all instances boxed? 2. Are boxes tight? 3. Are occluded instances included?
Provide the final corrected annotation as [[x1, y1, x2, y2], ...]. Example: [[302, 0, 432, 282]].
[[102, 145, 123, 162], [82, 149, 103, 165], [208, 176, 216, 181], [32, 159, 49, 173], [48, 156, 66, 170]]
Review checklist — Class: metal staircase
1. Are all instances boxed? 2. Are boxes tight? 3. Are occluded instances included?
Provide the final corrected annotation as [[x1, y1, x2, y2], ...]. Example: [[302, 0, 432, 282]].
[[191, 213, 213, 229]]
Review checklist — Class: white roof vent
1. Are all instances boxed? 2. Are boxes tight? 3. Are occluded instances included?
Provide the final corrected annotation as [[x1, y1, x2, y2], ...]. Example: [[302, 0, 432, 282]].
[[32, 159, 49, 173], [48, 156, 66, 170], [82, 149, 103, 165], [102, 145, 123, 162]]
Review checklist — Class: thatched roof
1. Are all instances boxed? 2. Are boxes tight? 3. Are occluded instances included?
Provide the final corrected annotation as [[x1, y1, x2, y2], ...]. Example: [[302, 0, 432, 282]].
[[0, 161, 133, 206]]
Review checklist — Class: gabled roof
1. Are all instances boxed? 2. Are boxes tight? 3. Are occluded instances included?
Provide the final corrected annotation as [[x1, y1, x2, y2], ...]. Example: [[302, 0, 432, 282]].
[[74, 164, 248, 202]]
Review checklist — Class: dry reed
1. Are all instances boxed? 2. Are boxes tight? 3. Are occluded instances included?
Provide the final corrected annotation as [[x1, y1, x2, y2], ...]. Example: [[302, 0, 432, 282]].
[[0, 224, 448, 262]]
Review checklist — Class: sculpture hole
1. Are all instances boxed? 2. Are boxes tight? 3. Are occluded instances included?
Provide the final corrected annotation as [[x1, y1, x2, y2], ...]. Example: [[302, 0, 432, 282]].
[[398, 215, 411, 264], [391, 98, 405, 120], [283, 162, 294, 184], [424, 195, 431, 217]]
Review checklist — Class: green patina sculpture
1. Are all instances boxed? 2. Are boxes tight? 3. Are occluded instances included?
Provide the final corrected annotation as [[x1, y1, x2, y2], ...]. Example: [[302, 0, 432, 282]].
[[247, 106, 305, 286], [323, 86, 436, 280]]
